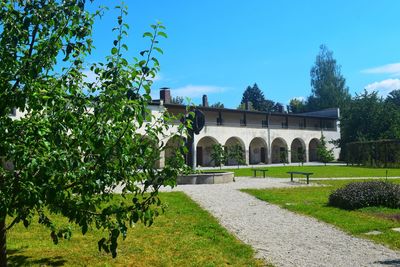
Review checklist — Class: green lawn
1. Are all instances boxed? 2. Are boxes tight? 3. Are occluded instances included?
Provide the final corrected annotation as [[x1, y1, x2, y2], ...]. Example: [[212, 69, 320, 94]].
[[242, 179, 400, 250], [7, 192, 264, 267], [217, 165, 400, 178]]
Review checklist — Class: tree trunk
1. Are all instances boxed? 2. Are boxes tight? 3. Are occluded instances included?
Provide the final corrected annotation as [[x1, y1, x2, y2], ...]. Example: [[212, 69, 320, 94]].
[[0, 218, 6, 267]]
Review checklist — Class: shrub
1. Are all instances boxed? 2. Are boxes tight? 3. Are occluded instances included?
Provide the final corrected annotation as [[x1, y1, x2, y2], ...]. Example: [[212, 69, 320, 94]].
[[328, 181, 400, 210]]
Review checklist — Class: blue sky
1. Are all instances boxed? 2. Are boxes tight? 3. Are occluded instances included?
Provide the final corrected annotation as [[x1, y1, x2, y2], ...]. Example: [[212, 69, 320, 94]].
[[86, 1, 400, 108]]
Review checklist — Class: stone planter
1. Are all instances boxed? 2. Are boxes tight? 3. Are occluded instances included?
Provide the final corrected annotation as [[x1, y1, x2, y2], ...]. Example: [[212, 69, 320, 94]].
[[177, 172, 234, 185]]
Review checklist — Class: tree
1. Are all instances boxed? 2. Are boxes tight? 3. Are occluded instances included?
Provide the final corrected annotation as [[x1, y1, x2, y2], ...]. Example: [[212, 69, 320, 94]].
[[0, 2, 188, 265], [272, 102, 284, 113], [386, 89, 400, 107], [210, 102, 224, 108], [227, 144, 245, 169], [307, 45, 351, 111], [317, 135, 335, 165], [296, 147, 306, 166], [171, 96, 184, 104], [339, 90, 400, 159], [210, 144, 226, 169], [287, 98, 306, 113], [240, 83, 275, 112]]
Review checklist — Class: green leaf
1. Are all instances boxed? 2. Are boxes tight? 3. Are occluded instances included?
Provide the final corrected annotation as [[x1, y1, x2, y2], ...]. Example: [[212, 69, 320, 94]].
[[157, 31, 167, 38], [143, 32, 153, 38], [111, 47, 118, 55]]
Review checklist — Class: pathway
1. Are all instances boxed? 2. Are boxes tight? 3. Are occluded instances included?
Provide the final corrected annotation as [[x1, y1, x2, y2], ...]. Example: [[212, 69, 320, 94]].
[[173, 178, 400, 267]]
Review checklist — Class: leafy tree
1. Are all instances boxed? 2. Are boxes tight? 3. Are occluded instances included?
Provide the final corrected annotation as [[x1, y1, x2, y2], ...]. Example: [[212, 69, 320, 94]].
[[210, 144, 226, 169], [237, 101, 255, 111], [386, 89, 400, 107], [272, 102, 284, 113], [227, 144, 245, 169], [0, 2, 189, 264], [307, 45, 351, 111], [339, 90, 400, 159], [171, 96, 184, 104], [210, 102, 224, 108], [295, 147, 305, 166], [317, 135, 335, 165], [287, 98, 306, 113], [280, 149, 288, 165], [240, 83, 275, 112]]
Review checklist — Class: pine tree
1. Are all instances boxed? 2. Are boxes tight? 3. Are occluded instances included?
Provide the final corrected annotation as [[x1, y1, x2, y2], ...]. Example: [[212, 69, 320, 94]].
[[307, 45, 351, 111], [317, 135, 335, 165]]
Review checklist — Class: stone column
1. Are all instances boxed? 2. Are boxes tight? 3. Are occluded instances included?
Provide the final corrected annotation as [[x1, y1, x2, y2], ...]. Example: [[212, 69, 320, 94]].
[[287, 149, 292, 164], [305, 148, 309, 162]]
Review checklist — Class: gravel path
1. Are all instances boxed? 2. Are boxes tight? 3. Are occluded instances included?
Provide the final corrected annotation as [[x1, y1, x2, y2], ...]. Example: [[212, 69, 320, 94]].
[[172, 178, 400, 267]]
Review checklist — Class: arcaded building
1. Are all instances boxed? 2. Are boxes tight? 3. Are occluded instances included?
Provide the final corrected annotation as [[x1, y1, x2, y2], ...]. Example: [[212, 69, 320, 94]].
[[156, 89, 340, 168]]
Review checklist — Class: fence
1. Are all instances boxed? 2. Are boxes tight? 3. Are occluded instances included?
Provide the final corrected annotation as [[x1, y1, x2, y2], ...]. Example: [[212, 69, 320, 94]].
[[346, 139, 400, 167]]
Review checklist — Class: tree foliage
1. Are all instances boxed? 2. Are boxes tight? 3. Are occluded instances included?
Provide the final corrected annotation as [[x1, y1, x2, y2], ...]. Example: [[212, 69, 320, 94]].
[[171, 96, 184, 104], [0, 1, 189, 264], [306, 45, 351, 111], [227, 144, 245, 168], [287, 98, 306, 113], [240, 83, 275, 112], [210, 143, 226, 169], [317, 135, 335, 165], [210, 102, 224, 108]]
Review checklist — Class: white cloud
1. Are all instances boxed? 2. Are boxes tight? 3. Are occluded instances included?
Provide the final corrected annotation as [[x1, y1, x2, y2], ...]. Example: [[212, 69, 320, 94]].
[[82, 69, 98, 83], [364, 78, 400, 96], [171, 85, 228, 98], [362, 63, 400, 77]]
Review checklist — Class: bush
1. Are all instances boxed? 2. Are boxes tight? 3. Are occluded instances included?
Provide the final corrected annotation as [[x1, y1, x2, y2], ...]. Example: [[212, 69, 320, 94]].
[[328, 181, 400, 210]]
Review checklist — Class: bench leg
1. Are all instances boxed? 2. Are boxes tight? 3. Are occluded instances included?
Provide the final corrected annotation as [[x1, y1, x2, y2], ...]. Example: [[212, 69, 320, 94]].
[[290, 173, 293, 182], [306, 175, 309, 184], [253, 170, 256, 177], [263, 171, 266, 178]]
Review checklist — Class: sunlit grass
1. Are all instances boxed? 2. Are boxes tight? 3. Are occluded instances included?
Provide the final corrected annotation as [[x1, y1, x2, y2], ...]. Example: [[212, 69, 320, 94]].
[[242, 179, 400, 250], [7, 192, 265, 266]]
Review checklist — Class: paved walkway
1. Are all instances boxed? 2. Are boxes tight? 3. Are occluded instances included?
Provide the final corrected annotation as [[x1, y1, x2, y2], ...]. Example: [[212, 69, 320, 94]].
[[171, 178, 400, 267]]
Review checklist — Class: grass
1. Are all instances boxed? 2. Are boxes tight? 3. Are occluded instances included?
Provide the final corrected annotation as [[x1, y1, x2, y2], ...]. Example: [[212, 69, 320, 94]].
[[242, 179, 400, 250], [213, 165, 400, 178], [7, 192, 264, 267]]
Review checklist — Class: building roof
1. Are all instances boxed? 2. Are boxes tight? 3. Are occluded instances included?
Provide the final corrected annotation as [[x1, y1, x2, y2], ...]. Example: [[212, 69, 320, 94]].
[[150, 101, 339, 120]]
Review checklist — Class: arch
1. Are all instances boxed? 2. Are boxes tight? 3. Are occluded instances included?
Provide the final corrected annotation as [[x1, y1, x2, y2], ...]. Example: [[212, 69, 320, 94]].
[[290, 138, 306, 163], [249, 137, 268, 164], [224, 136, 246, 166], [271, 137, 288, 163], [165, 135, 185, 165], [196, 136, 219, 167], [309, 138, 320, 162]]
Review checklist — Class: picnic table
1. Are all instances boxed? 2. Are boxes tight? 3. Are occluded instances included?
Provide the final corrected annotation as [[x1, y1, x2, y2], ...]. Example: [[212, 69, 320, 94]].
[[287, 171, 313, 184], [252, 168, 268, 178]]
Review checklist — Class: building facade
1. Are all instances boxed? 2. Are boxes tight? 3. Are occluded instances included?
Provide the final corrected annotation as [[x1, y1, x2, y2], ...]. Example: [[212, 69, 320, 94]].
[[157, 89, 340, 168]]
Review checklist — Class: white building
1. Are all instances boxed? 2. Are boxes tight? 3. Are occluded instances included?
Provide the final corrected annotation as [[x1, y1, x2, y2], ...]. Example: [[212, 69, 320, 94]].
[[8, 88, 341, 169], [156, 88, 340, 168]]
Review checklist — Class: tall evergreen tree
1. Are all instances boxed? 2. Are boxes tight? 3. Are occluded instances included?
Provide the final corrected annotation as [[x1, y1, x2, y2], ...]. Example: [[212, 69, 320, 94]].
[[307, 45, 351, 111], [240, 83, 275, 112]]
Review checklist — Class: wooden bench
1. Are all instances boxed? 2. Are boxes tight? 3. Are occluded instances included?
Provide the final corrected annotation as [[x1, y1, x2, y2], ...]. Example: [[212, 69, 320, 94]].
[[252, 168, 268, 178], [287, 171, 313, 184]]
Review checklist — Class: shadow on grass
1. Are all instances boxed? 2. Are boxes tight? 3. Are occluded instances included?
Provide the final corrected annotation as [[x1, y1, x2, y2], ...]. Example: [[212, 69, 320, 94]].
[[8, 249, 66, 266], [374, 259, 400, 266]]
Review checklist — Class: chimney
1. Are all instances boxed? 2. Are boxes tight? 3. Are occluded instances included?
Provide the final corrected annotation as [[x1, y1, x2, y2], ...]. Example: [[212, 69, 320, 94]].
[[160, 87, 171, 104], [245, 101, 250, 110], [202, 94, 209, 107]]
